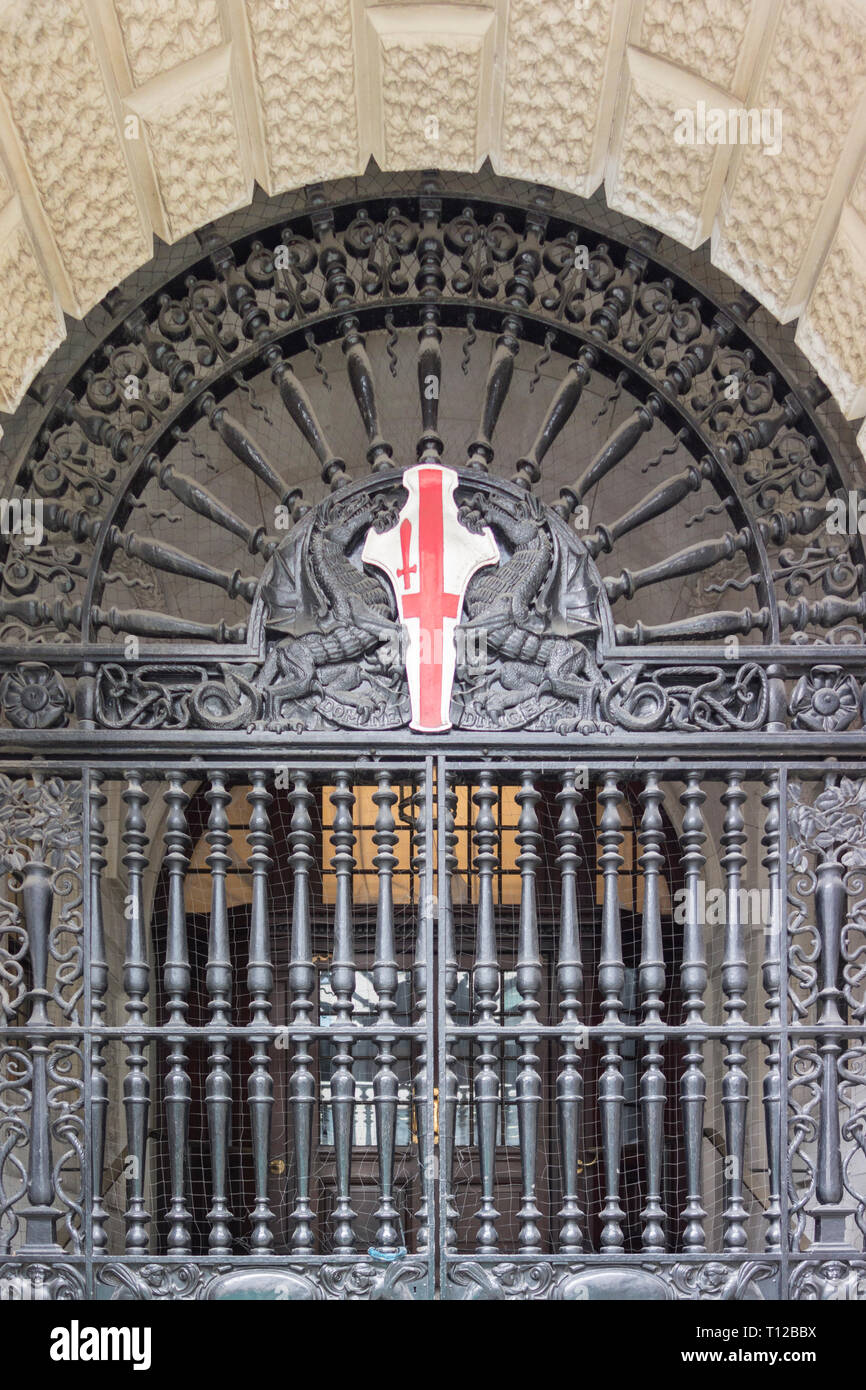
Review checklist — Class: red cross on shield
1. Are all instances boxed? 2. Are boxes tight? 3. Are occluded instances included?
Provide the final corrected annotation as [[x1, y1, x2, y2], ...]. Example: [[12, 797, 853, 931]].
[[363, 463, 499, 731]]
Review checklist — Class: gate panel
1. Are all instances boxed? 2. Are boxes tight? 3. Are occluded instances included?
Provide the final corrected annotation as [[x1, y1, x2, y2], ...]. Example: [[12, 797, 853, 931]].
[[0, 761, 438, 1301], [437, 758, 787, 1301]]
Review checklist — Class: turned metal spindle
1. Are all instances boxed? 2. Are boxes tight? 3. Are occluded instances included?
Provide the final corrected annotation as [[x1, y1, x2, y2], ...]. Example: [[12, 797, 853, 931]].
[[637, 773, 667, 1252], [515, 771, 543, 1252], [268, 353, 348, 490], [343, 318, 393, 472], [555, 772, 585, 1253], [372, 774, 400, 1250], [201, 394, 306, 517], [761, 772, 782, 1252], [329, 772, 357, 1250], [162, 775, 192, 1253], [247, 772, 275, 1252], [584, 457, 715, 562], [121, 773, 150, 1252], [204, 772, 233, 1253], [417, 307, 443, 460], [467, 322, 520, 472], [89, 775, 110, 1251], [811, 773, 850, 1248], [597, 773, 626, 1250], [512, 353, 595, 491], [440, 783, 460, 1252], [679, 774, 708, 1252], [472, 773, 501, 1251], [412, 785, 432, 1252], [16, 778, 71, 1254], [720, 774, 749, 1250], [146, 453, 276, 559], [287, 772, 316, 1252], [555, 398, 660, 522]]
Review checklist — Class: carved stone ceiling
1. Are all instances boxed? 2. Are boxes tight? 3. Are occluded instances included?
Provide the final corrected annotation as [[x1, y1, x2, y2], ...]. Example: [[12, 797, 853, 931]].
[[0, 0, 865, 470]]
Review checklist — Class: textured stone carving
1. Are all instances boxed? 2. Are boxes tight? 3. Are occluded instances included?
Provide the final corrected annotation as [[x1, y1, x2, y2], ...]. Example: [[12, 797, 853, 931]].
[[608, 59, 718, 248], [796, 211, 866, 418], [142, 72, 249, 242], [713, 0, 866, 319], [379, 36, 482, 171], [113, 0, 223, 87], [0, 0, 149, 315], [639, 0, 756, 93], [0, 219, 63, 412], [245, 0, 358, 192], [499, 0, 616, 193]]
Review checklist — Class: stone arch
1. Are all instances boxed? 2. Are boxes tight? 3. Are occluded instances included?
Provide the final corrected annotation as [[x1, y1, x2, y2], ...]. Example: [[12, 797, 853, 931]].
[[0, 0, 864, 474]]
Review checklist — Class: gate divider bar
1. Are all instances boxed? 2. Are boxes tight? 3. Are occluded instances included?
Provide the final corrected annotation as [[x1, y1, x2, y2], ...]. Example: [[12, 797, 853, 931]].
[[424, 755, 437, 1299], [83, 764, 93, 1299], [779, 764, 790, 1301], [436, 753, 447, 1297]]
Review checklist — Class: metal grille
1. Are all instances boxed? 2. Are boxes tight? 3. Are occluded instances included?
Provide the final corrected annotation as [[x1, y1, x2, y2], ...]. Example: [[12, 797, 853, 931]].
[[0, 171, 864, 1303]]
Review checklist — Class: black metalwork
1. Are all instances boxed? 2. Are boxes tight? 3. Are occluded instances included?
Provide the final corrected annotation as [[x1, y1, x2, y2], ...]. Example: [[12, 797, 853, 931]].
[[0, 169, 864, 1300]]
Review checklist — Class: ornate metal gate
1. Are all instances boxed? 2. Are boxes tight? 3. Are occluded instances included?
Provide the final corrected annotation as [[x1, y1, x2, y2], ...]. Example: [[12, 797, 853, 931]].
[[0, 170, 864, 1302]]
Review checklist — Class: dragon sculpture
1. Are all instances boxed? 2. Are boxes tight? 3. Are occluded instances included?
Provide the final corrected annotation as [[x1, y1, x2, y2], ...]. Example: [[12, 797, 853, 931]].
[[454, 489, 602, 727], [188, 473, 606, 733]]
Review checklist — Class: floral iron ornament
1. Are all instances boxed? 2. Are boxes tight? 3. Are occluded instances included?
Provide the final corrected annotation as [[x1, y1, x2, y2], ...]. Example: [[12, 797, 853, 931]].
[[0, 664, 70, 730], [790, 665, 862, 732]]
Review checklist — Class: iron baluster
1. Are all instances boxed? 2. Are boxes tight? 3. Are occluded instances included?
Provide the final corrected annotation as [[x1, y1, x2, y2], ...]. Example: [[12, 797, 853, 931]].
[[121, 772, 150, 1252], [288, 771, 316, 1252], [514, 771, 543, 1252], [555, 770, 585, 1254], [88, 774, 109, 1251], [162, 775, 192, 1252], [467, 320, 521, 473], [678, 773, 708, 1253], [637, 772, 666, 1253], [440, 782, 460, 1253], [371, 773, 400, 1250], [513, 354, 595, 491], [761, 772, 783, 1252], [329, 772, 357, 1250], [17, 815, 61, 1250], [247, 771, 275, 1252], [472, 772, 500, 1251], [597, 772, 626, 1251], [412, 784, 432, 1252], [417, 306, 443, 462], [720, 774, 749, 1250], [343, 317, 393, 473], [201, 393, 307, 518], [204, 771, 233, 1254], [811, 773, 849, 1248]]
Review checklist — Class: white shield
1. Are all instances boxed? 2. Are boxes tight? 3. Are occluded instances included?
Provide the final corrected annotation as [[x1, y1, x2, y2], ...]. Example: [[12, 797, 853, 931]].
[[362, 464, 499, 731]]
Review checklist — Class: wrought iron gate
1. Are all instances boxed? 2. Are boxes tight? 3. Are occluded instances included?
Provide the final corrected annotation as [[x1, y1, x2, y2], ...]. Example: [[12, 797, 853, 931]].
[[0, 170, 864, 1302]]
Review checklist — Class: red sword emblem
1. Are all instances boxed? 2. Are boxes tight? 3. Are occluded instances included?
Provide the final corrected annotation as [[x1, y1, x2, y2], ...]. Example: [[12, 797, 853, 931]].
[[363, 463, 499, 731]]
